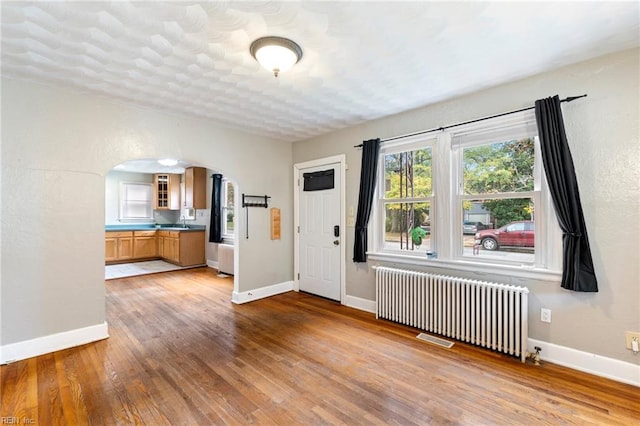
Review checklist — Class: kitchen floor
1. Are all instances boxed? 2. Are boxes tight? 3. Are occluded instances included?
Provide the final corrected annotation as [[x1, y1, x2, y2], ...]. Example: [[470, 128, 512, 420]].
[[105, 260, 188, 280]]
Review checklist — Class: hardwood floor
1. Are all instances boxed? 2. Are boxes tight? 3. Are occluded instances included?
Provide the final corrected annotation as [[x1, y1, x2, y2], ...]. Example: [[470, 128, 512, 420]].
[[2, 267, 639, 425]]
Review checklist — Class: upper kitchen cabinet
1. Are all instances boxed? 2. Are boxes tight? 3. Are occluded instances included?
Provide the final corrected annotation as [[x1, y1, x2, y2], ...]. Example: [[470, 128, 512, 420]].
[[154, 173, 181, 210], [184, 167, 207, 209]]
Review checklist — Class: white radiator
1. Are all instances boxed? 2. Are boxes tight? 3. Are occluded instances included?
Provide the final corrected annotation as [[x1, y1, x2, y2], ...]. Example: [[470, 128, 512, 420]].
[[218, 244, 234, 275], [375, 266, 529, 362]]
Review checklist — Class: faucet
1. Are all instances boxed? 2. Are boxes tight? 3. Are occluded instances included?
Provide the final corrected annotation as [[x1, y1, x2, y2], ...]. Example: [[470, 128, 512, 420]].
[[180, 215, 186, 228]]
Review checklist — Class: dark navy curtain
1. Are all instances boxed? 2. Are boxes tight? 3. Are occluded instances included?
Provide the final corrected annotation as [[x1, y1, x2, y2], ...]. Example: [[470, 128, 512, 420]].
[[209, 174, 223, 243], [353, 138, 381, 262], [535, 95, 598, 292]]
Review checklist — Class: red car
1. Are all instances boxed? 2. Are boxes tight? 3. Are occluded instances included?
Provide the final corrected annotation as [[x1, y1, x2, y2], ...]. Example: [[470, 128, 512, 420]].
[[474, 220, 534, 250]]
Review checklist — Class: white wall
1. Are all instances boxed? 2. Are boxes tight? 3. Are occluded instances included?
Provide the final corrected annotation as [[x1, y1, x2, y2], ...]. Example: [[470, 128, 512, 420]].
[[1, 78, 293, 349], [293, 48, 640, 364]]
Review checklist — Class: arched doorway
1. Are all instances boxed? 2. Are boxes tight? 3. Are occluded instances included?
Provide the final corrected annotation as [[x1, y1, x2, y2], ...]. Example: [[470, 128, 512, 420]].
[[104, 158, 238, 293]]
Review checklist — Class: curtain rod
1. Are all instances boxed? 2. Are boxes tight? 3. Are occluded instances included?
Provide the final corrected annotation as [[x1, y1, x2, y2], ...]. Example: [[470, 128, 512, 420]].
[[354, 94, 587, 147]]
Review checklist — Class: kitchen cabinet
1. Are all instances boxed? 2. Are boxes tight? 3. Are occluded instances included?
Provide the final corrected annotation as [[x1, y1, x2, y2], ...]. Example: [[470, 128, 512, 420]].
[[177, 230, 205, 266], [158, 230, 205, 266], [106, 228, 205, 266], [158, 230, 180, 264], [184, 167, 207, 209], [133, 230, 157, 259], [105, 231, 133, 262], [154, 173, 181, 210]]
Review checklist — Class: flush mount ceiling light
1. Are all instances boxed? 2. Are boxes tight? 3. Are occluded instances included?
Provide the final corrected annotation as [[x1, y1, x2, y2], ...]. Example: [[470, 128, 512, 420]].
[[250, 36, 303, 77], [158, 158, 178, 167]]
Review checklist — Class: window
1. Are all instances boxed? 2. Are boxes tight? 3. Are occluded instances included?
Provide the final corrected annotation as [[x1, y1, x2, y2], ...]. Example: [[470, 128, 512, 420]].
[[222, 179, 235, 237], [380, 142, 434, 253], [371, 111, 561, 279], [119, 182, 153, 220], [458, 137, 536, 264]]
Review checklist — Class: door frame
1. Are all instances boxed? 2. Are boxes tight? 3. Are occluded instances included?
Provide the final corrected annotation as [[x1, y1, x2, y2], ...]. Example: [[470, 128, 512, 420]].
[[293, 154, 346, 303]]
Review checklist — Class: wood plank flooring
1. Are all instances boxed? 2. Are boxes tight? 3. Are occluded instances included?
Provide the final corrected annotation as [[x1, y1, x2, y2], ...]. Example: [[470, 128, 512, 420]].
[[2, 267, 639, 425]]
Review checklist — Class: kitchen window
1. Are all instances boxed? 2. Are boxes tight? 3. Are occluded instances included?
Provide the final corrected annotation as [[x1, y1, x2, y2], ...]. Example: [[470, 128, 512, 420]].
[[119, 182, 153, 221], [370, 111, 562, 280]]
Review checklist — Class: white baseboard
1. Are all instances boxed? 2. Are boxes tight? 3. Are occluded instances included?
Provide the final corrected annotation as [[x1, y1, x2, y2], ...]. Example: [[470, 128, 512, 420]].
[[207, 260, 218, 269], [232, 281, 293, 304], [343, 295, 376, 313], [528, 338, 640, 387], [341, 298, 639, 387], [0, 322, 109, 364]]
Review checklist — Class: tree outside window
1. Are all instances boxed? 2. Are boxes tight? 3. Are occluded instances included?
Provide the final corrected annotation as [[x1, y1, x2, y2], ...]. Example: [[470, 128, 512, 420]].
[[382, 147, 432, 252], [461, 138, 536, 262]]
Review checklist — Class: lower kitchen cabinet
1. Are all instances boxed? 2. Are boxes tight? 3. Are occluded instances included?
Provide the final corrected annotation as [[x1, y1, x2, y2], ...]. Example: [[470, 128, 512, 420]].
[[106, 229, 205, 267], [177, 231, 205, 266], [158, 231, 180, 264], [158, 230, 205, 266], [133, 231, 157, 259], [105, 231, 133, 262]]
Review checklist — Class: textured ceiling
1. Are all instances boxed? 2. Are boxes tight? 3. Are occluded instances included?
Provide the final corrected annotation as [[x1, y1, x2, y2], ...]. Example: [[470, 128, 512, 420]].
[[2, 1, 639, 142]]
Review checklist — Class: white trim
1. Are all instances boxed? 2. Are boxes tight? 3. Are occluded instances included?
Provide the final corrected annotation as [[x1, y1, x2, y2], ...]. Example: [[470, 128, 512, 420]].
[[373, 113, 562, 278], [343, 295, 376, 314], [207, 259, 218, 269], [528, 338, 640, 388], [367, 252, 562, 282], [231, 281, 293, 304], [293, 154, 346, 303], [0, 322, 109, 364]]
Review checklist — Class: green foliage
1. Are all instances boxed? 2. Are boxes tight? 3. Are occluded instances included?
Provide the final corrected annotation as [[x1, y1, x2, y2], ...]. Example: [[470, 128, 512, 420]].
[[383, 148, 432, 233], [384, 148, 432, 200], [410, 227, 427, 246], [482, 199, 532, 228], [463, 139, 534, 194], [463, 138, 534, 226], [385, 139, 535, 230]]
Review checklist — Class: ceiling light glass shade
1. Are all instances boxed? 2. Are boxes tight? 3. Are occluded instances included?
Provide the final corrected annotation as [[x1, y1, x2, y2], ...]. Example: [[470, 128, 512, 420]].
[[250, 36, 302, 77], [158, 158, 178, 167]]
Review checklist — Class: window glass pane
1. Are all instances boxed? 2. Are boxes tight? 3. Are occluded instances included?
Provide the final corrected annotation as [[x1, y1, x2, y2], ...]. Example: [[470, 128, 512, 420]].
[[464, 198, 534, 263], [224, 181, 234, 234], [226, 181, 234, 207], [384, 202, 431, 252], [125, 184, 151, 201], [121, 183, 153, 220], [225, 208, 234, 233], [463, 138, 534, 194], [384, 148, 432, 199], [123, 201, 152, 218]]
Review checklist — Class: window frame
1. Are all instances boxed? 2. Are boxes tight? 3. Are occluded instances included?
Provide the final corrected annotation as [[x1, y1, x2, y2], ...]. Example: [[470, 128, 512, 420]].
[[376, 137, 436, 255], [368, 111, 562, 281], [119, 182, 153, 222]]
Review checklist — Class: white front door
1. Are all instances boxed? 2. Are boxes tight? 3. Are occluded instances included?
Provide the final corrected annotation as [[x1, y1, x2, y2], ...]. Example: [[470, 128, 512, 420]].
[[298, 163, 341, 301]]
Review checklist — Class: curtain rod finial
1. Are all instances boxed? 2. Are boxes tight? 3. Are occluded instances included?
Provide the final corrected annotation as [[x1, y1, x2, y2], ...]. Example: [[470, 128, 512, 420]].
[[564, 94, 587, 103]]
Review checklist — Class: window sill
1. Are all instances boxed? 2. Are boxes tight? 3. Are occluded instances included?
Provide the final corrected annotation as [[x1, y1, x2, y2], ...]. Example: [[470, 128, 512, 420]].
[[366, 252, 562, 283]]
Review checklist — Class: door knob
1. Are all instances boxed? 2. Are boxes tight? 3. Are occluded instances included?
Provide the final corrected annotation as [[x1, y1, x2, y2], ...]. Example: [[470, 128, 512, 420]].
[[333, 240, 340, 246]]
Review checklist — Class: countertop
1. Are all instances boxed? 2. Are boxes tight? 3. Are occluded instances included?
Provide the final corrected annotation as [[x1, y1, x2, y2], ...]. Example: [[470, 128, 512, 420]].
[[106, 224, 206, 232]]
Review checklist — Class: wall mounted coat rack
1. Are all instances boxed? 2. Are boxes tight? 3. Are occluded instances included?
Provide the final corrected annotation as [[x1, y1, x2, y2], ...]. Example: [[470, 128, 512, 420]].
[[242, 194, 271, 238]]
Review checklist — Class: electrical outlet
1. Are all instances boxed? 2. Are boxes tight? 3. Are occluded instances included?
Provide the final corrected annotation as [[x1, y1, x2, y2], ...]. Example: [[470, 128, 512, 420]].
[[540, 308, 552, 323], [625, 331, 640, 351]]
